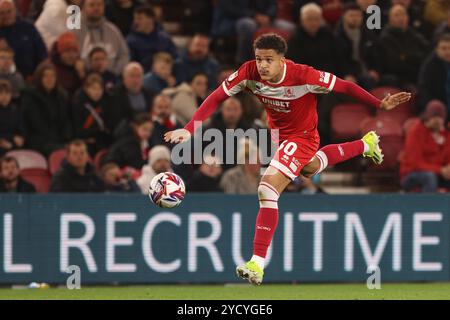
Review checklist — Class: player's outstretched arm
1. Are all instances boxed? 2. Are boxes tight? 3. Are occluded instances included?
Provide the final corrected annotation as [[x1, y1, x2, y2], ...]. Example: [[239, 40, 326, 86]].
[[164, 85, 229, 144], [332, 77, 412, 110]]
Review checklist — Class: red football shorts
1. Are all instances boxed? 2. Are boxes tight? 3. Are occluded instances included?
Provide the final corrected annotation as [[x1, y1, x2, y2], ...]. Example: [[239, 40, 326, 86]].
[[269, 136, 320, 180]]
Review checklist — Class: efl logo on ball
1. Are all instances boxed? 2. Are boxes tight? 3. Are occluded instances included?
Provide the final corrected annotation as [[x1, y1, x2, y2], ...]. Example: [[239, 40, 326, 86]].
[[148, 172, 186, 208]]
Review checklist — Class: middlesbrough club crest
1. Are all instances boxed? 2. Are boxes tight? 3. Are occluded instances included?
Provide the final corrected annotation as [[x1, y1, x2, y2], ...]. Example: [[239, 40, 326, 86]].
[[284, 87, 294, 98]]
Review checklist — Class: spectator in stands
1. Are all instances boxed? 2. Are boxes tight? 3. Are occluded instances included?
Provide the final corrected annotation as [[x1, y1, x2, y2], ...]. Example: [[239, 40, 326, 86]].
[[126, 5, 177, 72], [0, 156, 35, 192], [35, 0, 83, 50], [211, 0, 277, 63], [109, 62, 153, 131], [50, 32, 85, 95], [143, 52, 176, 94], [335, 3, 381, 88], [150, 94, 182, 147], [286, 3, 345, 77], [21, 62, 72, 156], [400, 100, 450, 193], [273, 0, 297, 33], [136, 144, 171, 193], [220, 138, 261, 194], [189, 155, 223, 192], [205, 97, 251, 171], [0, 46, 24, 100], [100, 162, 140, 192], [86, 46, 117, 91], [173, 34, 219, 90], [74, 0, 130, 75], [105, 0, 139, 36], [378, 4, 429, 87], [0, 0, 47, 78], [103, 113, 153, 169], [50, 139, 105, 192], [424, 0, 450, 28], [418, 34, 450, 115], [162, 72, 208, 126], [385, 0, 433, 39], [0, 80, 23, 156], [72, 73, 113, 156]]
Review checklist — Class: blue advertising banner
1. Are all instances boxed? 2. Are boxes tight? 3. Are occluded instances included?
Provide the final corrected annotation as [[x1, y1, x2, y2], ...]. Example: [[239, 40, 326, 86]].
[[0, 194, 448, 284]]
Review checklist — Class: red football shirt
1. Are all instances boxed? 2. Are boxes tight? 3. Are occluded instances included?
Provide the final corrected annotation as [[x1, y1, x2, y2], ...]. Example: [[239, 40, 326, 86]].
[[222, 59, 336, 142]]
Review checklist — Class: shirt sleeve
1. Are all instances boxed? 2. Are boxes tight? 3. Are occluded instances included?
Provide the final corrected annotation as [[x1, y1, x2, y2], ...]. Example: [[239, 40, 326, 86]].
[[221, 62, 250, 96], [304, 66, 337, 94]]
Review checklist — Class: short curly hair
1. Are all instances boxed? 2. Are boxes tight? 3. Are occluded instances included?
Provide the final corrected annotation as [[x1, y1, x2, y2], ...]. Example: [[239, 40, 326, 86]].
[[253, 33, 287, 55]]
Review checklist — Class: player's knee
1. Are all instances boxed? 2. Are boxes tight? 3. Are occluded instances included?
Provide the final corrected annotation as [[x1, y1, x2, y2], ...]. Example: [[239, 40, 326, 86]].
[[258, 182, 280, 209]]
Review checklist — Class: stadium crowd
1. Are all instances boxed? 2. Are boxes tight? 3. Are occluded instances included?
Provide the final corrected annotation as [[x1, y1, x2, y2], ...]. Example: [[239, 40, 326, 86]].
[[1, 0, 450, 194]]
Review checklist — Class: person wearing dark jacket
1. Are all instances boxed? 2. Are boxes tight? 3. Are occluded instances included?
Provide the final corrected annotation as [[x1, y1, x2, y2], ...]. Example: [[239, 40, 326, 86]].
[[0, 0, 47, 78], [287, 3, 346, 77], [418, 33, 450, 115], [378, 4, 430, 87], [72, 73, 113, 156], [108, 62, 154, 131], [173, 34, 219, 90], [335, 3, 381, 88], [105, 0, 138, 36], [126, 5, 177, 72], [50, 140, 105, 192], [21, 62, 72, 156], [0, 156, 36, 193], [150, 94, 182, 147], [87, 46, 117, 91], [211, 0, 277, 63], [103, 113, 153, 170], [100, 162, 140, 192], [50, 32, 85, 97], [189, 155, 223, 192], [0, 80, 23, 156]]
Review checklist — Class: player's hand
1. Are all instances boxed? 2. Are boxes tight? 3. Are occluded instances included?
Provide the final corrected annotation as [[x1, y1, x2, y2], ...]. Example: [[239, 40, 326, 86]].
[[380, 92, 412, 110], [164, 129, 191, 144]]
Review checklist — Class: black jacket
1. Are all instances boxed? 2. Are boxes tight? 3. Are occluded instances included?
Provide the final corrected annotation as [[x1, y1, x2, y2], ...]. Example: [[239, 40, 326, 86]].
[[21, 86, 72, 156], [417, 52, 448, 113], [0, 177, 36, 193], [0, 102, 22, 155], [108, 84, 154, 131], [378, 26, 430, 85], [188, 170, 222, 192], [335, 21, 381, 77], [50, 160, 105, 192], [286, 26, 345, 77], [71, 89, 114, 152], [103, 124, 147, 169]]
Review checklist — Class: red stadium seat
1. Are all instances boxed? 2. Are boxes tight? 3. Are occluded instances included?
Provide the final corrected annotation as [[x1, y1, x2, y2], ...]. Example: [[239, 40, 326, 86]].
[[371, 86, 414, 124], [253, 27, 292, 42], [360, 116, 403, 137], [370, 86, 401, 100], [360, 116, 404, 171], [48, 149, 67, 175], [6, 149, 48, 170], [20, 168, 51, 193], [331, 103, 372, 141]]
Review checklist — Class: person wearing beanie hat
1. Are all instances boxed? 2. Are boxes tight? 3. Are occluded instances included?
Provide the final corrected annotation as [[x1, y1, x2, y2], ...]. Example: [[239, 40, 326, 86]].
[[136, 145, 172, 193], [50, 31, 85, 95], [401, 99, 450, 192]]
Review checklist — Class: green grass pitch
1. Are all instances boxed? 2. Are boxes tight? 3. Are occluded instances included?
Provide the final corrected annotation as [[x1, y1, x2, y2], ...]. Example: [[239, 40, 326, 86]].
[[0, 283, 449, 300]]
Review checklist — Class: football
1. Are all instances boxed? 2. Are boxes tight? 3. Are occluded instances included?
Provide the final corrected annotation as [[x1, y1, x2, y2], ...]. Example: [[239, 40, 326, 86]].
[[148, 172, 186, 208]]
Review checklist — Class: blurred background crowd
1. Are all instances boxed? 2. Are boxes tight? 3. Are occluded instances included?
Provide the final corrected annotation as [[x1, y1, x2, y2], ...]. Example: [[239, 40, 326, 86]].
[[1, 0, 450, 195]]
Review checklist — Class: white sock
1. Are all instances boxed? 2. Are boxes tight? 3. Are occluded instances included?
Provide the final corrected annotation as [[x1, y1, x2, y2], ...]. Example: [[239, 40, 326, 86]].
[[362, 140, 370, 153], [251, 255, 265, 270]]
